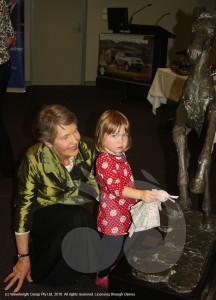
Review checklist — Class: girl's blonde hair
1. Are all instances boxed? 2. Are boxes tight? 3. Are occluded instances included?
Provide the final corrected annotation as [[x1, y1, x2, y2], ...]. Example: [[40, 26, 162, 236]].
[[95, 110, 132, 152]]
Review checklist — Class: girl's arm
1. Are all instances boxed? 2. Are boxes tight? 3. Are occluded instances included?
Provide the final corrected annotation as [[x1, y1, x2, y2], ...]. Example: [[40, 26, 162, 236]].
[[122, 186, 158, 202], [97, 155, 158, 202]]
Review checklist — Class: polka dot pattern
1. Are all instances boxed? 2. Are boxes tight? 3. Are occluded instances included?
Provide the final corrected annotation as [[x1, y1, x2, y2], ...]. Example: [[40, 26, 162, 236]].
[[96, 152, 136, 236]]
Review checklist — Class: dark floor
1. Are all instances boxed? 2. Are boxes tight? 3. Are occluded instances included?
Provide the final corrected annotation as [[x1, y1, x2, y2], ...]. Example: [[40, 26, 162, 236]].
[[0, 84, 216, 299]]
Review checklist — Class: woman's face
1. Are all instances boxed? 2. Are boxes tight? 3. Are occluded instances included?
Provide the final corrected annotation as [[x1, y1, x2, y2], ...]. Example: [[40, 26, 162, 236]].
[[45, 123, 80, 162], [103, 125, 128, 155]]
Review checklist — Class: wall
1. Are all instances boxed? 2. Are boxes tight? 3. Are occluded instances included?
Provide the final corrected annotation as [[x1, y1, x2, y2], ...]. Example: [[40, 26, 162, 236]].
[[25, 0, 216, 85]]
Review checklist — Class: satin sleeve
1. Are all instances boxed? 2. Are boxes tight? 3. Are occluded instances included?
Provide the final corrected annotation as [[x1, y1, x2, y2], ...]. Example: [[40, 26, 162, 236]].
[[14, 155, 39, 233]]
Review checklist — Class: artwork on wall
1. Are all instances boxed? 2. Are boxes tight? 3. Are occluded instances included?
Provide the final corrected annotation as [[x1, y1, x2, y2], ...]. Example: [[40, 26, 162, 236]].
[[97, 33, 154, 86]]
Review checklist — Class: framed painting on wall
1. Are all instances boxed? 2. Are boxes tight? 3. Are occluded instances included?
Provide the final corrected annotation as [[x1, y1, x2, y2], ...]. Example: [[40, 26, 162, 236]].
[[97, 33, 154, 86]]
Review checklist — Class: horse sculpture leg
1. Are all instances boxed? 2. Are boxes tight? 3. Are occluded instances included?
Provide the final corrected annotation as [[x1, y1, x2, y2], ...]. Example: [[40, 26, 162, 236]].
[[173, 101, 192, 211], [201, 168, 213, 231], [189, 101, 216, 230], [190, 101, 216, 193]]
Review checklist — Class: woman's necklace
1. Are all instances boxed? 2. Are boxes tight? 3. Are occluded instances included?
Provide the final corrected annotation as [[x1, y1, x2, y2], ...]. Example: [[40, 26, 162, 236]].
[[65, 157, 75, 172]]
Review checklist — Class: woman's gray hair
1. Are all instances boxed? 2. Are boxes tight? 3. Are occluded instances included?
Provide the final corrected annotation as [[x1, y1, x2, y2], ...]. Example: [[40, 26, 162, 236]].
[[32, 104, 78, 143]]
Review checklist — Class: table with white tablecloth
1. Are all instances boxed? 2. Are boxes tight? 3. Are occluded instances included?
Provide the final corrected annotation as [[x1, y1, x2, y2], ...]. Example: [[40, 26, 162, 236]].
[[147, 68, 188, 114]]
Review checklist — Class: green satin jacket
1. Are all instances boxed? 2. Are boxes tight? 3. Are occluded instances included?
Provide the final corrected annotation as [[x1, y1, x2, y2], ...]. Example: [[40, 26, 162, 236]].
[[14, 136, 99, 233]]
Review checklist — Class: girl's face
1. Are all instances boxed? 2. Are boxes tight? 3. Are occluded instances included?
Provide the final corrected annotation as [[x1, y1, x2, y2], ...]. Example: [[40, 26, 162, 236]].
[[44, 123, 80, 163], [103, 125, 128, 155]]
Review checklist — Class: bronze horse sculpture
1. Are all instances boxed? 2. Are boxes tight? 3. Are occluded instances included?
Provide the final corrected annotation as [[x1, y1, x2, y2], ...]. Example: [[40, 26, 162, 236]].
[[172, 9, 216, 231]]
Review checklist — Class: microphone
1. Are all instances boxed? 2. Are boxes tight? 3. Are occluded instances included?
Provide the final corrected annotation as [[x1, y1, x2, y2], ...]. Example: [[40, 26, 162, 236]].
[[129, 4, 152, 25], [155, 12, 171, 25]]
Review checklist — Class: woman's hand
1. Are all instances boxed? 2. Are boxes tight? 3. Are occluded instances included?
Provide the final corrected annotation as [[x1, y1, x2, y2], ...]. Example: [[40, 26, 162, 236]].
[[4, 257, 33, 293], [140, 190, 158, 202], [5, 35, 16, 48]]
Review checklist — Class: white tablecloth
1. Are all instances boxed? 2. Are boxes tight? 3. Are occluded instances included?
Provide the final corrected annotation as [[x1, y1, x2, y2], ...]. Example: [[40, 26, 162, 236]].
[[147, 68, 188, 114]]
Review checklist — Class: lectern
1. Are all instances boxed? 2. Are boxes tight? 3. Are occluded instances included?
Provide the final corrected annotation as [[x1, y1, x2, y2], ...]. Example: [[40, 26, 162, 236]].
[[129, 24, 175, 81]]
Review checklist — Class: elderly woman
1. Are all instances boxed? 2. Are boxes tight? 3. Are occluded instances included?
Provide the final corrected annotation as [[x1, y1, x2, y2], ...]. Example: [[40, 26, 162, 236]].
[[4, 104, 99, 291]]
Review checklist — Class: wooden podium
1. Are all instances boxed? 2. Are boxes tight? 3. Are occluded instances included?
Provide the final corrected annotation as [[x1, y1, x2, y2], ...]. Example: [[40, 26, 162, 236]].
[[129, 24, 175, 81]]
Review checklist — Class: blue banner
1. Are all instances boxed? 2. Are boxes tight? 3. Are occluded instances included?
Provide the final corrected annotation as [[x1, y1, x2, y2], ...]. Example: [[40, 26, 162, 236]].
[[6, 0, 25, 90]]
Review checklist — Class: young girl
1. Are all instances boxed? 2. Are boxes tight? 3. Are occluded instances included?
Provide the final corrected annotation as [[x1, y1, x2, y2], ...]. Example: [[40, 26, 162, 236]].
[[94, 110, 158, 289]]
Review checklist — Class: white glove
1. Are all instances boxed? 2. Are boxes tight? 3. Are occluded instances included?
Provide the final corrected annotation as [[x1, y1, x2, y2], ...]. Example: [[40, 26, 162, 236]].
[[152, 189, 178, 203]]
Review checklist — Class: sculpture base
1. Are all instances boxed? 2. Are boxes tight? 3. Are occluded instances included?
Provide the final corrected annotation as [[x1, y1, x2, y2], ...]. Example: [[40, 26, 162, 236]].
[[109, 210, 216, 299]]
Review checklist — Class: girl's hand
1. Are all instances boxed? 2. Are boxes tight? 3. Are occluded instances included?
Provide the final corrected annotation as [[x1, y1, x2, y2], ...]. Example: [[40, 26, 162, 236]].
[[140, 190, 159, 202]]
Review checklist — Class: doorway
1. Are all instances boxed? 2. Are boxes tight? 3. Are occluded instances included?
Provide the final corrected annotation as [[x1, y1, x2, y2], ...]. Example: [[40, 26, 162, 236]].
[[31, 0, 86, 85]]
